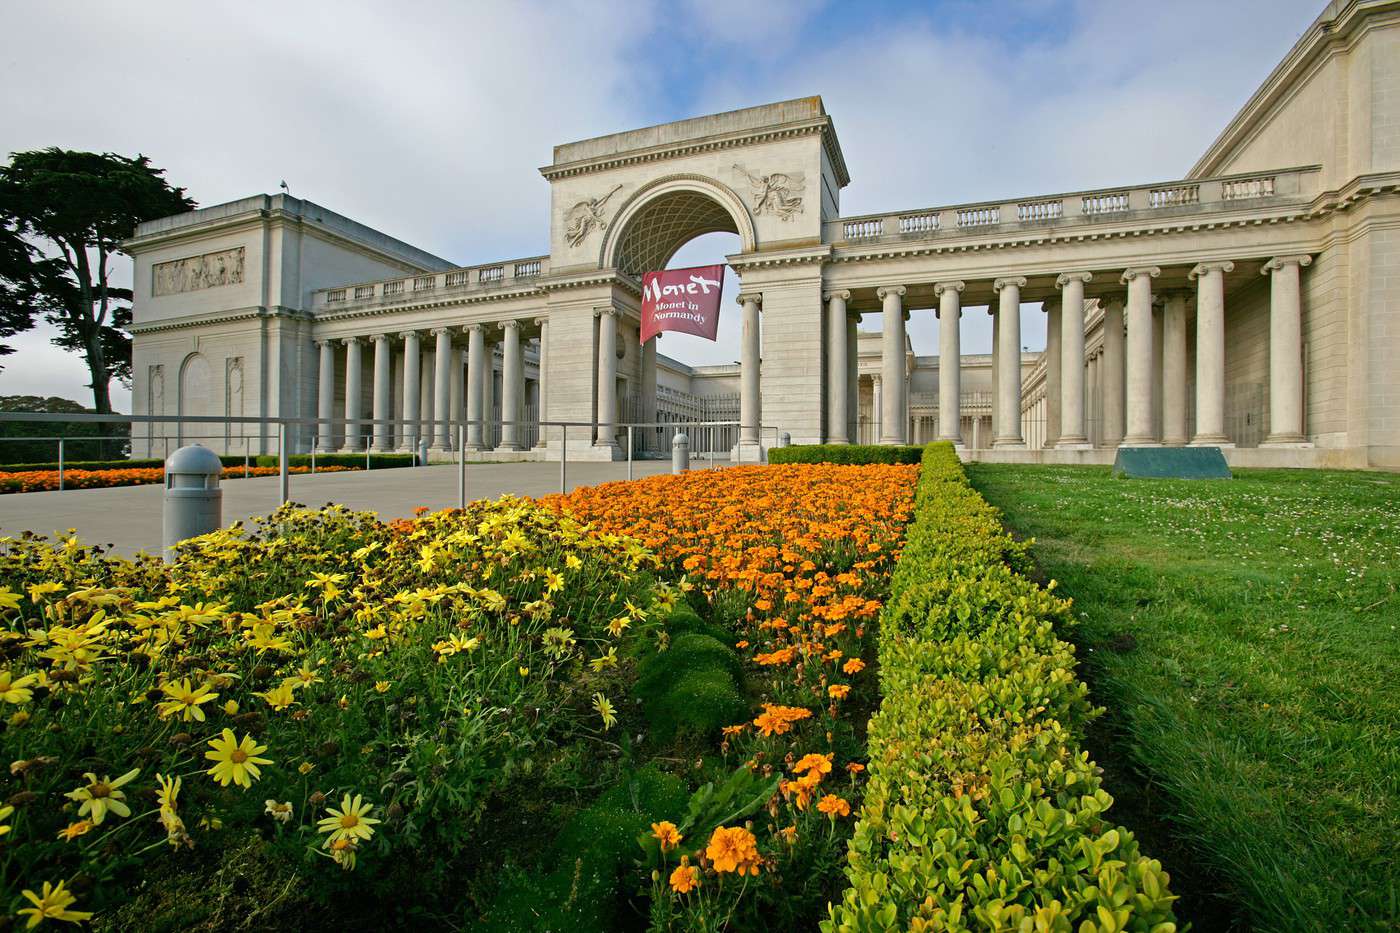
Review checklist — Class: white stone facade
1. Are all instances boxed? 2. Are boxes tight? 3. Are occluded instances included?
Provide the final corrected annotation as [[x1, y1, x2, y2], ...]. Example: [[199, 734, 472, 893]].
[[128, 1, 1400, 468]]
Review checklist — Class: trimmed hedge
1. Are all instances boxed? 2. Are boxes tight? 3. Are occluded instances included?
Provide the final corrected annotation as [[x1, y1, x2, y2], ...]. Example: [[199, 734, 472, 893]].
[[768, 444, 923, 465], [824, 443, 1179, 932]]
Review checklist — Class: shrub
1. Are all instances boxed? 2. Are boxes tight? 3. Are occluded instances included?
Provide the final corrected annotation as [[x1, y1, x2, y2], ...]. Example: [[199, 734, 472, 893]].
[[824, 443, 1179, 932], [634, 631, 747, 743], [768, 444, 923, 465]]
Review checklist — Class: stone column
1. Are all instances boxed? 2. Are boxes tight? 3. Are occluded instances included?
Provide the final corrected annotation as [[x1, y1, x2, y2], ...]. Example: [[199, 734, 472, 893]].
[[465, 324, 486, 450], [825, 290, 851, 444], [1262, 255, 1313, 445], [499, 320, 523, 450], [595, 308, 620, 451], [737, 292, 763, 459], [1087, 352, 1101, 446], [871, 374, 882, 439], [1056, 271, 1093, 448], [990, 304, 1000, 439], [1189, 261, 1234, 446], [343, 337, 364, 451], [845, 312, 859, 443], [371, 334, 393, 451], [535, 316, 552, 449], [316, 339, 336, 452], [935, 280, 964, 444], [1101, 297, 1126, 447], [993, 277, 1026, 448], [877, 285, 907, 445], [1121, 267, 1161, 446], [430, 328, 452, 450], [1043, 299, 1062, 448], [400, 330, 421, 452], [449, 344, 464, 435], [1161, 292, 1189, 446]]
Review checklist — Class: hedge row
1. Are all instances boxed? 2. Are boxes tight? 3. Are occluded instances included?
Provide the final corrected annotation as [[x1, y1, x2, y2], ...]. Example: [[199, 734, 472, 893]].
[[768, 444, 923, 465], [824, 443, 1179, 932]]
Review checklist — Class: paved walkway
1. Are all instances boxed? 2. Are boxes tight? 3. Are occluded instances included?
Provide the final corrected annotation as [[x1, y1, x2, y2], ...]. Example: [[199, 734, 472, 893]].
[[0, 459, 710, 557]]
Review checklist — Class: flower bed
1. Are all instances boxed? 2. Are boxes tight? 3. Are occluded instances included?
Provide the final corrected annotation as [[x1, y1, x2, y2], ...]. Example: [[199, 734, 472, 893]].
[[0, 498, 670, 927], [548, 463, 918, 928], [823, 444, 1180, 932], [0, 464, 356, 494]]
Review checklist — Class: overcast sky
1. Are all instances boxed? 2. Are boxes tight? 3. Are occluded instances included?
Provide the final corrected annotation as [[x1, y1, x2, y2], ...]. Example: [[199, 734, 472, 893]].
[[0, 0, 1323, 410]]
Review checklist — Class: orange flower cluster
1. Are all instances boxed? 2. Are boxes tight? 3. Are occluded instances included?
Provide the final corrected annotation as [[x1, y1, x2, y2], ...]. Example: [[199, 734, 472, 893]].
[[0, 465, 356, 495]]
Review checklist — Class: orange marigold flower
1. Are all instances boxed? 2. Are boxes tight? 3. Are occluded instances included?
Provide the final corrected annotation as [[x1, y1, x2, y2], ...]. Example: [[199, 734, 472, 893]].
[[752, 704, 811, 737], [817, 794, 851, 818], [670, 856, 700, 894], [706, 825, 761, 876], [721, 724, 747, 736], [793, 753, 833, 776], [651, 820, 682, 851], [828, 684, 851, 700], [753, 646, 797, 666], [779, 824, 798, 845], [846, 762, 866, 775], [842, 658, 866, 675]]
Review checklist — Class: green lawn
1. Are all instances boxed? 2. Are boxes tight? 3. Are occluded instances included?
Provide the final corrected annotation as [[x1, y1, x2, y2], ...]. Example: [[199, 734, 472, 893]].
[[965, 465, 1400, 933]]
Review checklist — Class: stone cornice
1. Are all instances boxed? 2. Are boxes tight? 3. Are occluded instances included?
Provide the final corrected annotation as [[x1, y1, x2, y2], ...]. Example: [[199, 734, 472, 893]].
[[540, 117, 850, 188], [726, 244, 831, 271], [128, 305, 308, 334], [539, 268, 641, 299], [314, 286, 546, 324]]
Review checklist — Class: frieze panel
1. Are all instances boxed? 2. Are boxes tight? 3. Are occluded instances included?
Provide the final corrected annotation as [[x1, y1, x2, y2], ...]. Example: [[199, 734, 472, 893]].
[[734, 165, 804, 220], [564, 185, 623, 248], [153, 247, 246, 296]]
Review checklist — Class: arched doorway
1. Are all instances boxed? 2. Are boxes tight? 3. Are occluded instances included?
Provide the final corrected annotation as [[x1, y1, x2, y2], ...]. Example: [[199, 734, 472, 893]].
[[177, 352, 214, 447]]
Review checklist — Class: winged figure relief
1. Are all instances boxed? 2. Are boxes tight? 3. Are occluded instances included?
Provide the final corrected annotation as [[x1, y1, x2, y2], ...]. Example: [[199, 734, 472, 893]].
[[734, 165, 805, 220], [563, 184, 623, 248]]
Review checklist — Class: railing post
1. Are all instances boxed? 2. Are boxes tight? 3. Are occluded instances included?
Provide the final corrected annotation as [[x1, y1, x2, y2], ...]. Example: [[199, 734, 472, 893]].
[[277, 422, 289, 506], [366, 437, 371, 471], [311, 441, 316, 475], [627, 425, 633, 481], [58, 438, 65, 491], [560, 424, 567, 494], [457, 424, 466, 509]]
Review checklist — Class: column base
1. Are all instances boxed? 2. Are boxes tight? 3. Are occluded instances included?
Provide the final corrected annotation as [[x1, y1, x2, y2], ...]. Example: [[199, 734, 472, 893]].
[[1189, 435, 1234, 448], [1054, 435, 1092, 450], [733, 440, 765, 464], [992, 437, 1026, 450], [1261, 434, 1313, 448], [1119, 437, 1161, 448]]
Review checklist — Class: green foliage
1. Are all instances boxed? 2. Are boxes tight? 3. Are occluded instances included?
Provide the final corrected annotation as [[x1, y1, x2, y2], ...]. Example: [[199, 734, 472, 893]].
[[484, 766, 688, 932], [634, 622, 747, 744], [0, 395, 131, 461], [969, 462, 1400, 930], [768, 444, 923, 465], [824, 443, 1179, 933]]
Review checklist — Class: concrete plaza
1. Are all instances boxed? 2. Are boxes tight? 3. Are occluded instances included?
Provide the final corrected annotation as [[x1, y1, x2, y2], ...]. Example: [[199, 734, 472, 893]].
[[0, 459, 702, 557]]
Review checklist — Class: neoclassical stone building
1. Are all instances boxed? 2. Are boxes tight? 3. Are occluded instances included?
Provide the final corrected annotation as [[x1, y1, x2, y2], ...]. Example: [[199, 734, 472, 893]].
[[128, 0, 1400, 468]]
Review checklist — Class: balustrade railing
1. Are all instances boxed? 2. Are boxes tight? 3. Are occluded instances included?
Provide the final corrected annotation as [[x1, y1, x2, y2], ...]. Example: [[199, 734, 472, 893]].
[[957, 206, 1000, 227], [445, 270, 470, 287], [514, 259, 542, 278], [1149, 184, 1199, 207], [1222, 175, 1275, 199], [844, 218, 883, 240], [479, 265, 503, 283], [413, 275, 436, 292], [353, 284, 375, 299], [383, 280, 404, 297], [1017, 199, 1062, 222], [314, 256, 550, 310], [1082, 192, 1129, 215], [898, 212, 939, 234]]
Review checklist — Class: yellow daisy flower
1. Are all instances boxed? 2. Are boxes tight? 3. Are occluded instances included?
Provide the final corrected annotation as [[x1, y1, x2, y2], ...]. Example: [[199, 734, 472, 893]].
[[155, 677, 219, 722], [205, 729, 272, 788], [64, 768, 139, 824], [317, 793, 381, 844], [18, 880, 93, 927]]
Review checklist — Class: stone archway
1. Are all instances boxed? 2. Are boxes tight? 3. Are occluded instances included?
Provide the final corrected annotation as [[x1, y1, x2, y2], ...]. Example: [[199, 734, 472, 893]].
[[600, 174, 757, 277]]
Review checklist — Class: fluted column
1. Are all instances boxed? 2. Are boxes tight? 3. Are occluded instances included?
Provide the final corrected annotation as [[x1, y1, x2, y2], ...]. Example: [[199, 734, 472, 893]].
[[499, 320, 523, 450], [1161, 292, 1189, 446], [736, 292, 763, 458], [1044, 299, 1062, 448], [871, 374, 882, 439], [935, 281, 964, 444], [877, 285, 907, 445], [845, 311, 859, 442], [595, 307, 619, 450], [1262, 255, 1313, 445], [371, 335, 393, 451], [1056, 272, 1093, 448], [400, 330, 421, 452], [1121, 267, 1161, 446], [429, 328, 452, 450], [464, 324, 486, 450], [825, 290, 851, 444], [316, 339, 336, 452], [535, 317, 552, 449], [343, 337, 364, 451], [993, 277, 1026, 448], [1189, 261, 1234, 445], [1101, 297, 1126, 446]]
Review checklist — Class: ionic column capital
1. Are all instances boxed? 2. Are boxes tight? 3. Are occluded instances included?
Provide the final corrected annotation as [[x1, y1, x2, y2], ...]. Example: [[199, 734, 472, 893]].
[[399, 329, 420, 341], [933, 280, 965, 297], [1120, 266, 1161, 284], [1261, 254, 1312, 275], [735, 291, 763, 307], [371, 332, 391, 343], [594, 305, 618, 318], [1189, 260, 1235, 280], [463, 323, 485, 335], [993, 276, 1026, 292], [430, 326, 453, 337], [533, 316, 549, 328], [315, 338, 335, 349], [498, 319, 522, 332], [823, 289, 851, 303], [876, 285, 906, 300], [1055, 271, 1093, 288], [342, 335, 362, 346]]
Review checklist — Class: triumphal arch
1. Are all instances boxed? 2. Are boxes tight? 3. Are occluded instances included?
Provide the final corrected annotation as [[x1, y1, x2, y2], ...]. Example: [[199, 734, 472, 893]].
[[127, 0, 1400, 469]]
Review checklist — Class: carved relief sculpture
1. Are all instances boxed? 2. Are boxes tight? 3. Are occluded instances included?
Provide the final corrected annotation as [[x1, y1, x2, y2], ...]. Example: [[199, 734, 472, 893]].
[[563, 184, 623, 247], [153, 247, 246, 296], [734, 165, 805, 220]]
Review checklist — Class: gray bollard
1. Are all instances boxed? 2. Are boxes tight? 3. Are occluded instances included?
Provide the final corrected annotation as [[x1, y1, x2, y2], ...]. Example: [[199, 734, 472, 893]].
[[671, 432, 689, 474], [163, 444, 223, 563], [780, 431, 791, 447], [418, 438, 429, 466]]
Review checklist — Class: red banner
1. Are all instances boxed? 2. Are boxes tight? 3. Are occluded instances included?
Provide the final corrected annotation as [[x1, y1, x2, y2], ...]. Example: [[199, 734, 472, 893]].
[[640, 264, 725, 344]]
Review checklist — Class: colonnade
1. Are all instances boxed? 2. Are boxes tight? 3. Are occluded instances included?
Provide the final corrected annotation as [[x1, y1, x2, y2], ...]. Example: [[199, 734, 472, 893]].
[[313, 318, 548, 454], [823, 254, 1312, 449]]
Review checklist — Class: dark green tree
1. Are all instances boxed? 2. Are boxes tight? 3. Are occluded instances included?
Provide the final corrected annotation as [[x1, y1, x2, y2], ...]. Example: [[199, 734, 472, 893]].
[[0, 149, 194, 412]]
